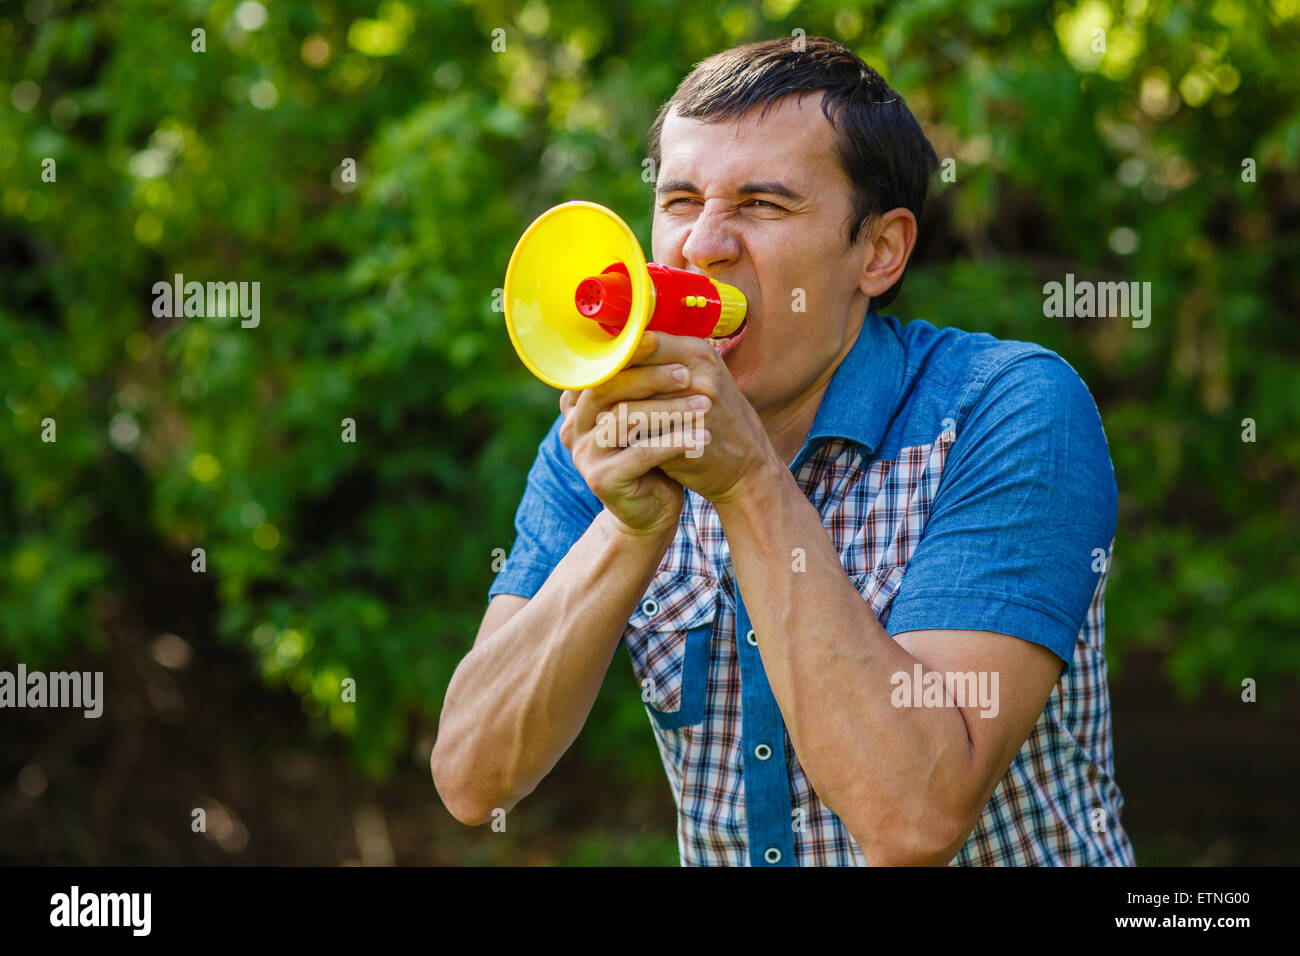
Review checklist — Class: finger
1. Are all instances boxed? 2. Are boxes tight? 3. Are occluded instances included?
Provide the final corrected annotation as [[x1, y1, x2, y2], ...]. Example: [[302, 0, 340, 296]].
[[598, 426, 712, 485], [571, 363, 693, 435], [627, 330, 716, 370], [631, 331, 658, 362], [616, 394, 712, 423], [587, 395, 711, 453], [594, 361, 693, 402], [558, 390, 581, 449]]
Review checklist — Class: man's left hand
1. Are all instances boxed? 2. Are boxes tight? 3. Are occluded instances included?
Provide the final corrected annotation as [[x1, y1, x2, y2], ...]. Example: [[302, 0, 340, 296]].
[[630, 331, 779, 505]]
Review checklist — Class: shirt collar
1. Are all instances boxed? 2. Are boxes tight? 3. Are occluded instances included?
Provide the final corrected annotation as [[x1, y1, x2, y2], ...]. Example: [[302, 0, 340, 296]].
[[802, 310, 906, 457]]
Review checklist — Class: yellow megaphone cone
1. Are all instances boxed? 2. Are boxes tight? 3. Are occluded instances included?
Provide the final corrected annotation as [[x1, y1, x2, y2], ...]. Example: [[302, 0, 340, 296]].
[[503, 201, 747, 390]]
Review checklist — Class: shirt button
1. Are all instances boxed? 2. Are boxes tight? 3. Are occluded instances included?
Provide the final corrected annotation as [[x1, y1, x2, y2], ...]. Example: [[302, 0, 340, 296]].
[[640, 598, 659, 618], [745, 629, 757, 646], [764, 847, 782, 864], [754, 743, 772, 760]]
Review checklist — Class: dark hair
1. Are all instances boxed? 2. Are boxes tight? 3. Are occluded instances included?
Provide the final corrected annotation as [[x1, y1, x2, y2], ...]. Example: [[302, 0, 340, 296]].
[[646, 37, 938, 309]]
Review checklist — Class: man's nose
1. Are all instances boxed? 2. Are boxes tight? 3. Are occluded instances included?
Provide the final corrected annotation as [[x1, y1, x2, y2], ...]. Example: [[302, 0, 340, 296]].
[[680, 200, 741, 273]]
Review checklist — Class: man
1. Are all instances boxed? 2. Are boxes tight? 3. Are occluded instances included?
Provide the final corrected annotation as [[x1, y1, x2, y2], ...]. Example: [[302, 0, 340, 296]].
[[432, 36, 1134, 866]]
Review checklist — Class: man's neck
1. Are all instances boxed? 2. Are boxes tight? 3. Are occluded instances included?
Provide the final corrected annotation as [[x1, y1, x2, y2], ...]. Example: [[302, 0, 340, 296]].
[[759, 316, 865, 465]]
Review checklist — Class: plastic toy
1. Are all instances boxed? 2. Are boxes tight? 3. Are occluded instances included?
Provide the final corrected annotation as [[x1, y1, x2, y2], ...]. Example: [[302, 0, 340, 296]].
[[503, 201, 746, 389]]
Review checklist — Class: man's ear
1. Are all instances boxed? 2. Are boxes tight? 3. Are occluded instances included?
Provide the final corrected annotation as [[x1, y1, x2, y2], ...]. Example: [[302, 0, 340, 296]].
[[857, 208, 918, 300]]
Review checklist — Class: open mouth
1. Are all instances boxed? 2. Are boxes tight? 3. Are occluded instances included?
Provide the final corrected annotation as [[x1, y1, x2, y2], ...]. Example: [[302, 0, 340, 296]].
[[709, 315, 748, 356]]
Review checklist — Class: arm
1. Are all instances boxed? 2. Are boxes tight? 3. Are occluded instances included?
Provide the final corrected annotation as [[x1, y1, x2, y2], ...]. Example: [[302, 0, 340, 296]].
[[432, 337, 708, 824], [713, 463, 1060, 864], [431, 510, 675, 825]]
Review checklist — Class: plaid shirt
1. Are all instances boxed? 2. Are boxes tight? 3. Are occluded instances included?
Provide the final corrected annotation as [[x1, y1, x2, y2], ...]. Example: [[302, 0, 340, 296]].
[[491, 312, 1135, 866]]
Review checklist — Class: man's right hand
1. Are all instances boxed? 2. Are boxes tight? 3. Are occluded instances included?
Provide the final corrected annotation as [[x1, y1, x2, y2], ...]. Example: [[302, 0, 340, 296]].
[[558, 332, 712, 538]]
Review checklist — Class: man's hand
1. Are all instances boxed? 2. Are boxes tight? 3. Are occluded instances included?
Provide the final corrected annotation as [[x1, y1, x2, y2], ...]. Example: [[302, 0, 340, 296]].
[[639, 332, 781, 506], [558, 332, 712, 537]]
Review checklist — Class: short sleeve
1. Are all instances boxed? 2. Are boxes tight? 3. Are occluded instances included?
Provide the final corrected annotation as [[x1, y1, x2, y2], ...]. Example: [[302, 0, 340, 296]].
[[487, 413, 602, 600], [884, 350, 1117, 674]]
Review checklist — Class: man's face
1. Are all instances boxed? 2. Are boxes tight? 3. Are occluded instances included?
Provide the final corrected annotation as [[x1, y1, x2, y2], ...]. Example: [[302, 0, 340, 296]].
[[652, 94, 871, 414]]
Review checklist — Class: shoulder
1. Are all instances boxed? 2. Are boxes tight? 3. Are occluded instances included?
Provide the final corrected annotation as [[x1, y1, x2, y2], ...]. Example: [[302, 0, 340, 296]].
[[891, 315, 1106, 437]]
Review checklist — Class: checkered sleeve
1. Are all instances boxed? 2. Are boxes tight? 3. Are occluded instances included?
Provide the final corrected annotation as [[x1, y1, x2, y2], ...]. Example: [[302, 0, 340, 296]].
[[884, 349, 1118, 672], [487, 412, 602, 600]]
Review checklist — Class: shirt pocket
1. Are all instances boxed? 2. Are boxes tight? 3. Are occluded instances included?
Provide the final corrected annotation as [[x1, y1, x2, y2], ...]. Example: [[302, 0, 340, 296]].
[[623, 573, 717, 730], [850, 564, 907, 624]]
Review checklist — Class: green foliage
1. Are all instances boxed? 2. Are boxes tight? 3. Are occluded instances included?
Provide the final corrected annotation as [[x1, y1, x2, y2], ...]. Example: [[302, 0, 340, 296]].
[[2, 0, 1297, 788]]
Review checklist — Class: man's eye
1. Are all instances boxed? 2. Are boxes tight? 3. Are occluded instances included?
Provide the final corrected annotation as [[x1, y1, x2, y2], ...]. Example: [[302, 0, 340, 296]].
[[661, 197, 784, 211]]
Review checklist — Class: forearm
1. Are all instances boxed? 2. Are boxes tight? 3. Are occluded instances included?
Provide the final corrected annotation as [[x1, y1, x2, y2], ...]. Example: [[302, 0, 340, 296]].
[[714, 460, 976, 863], [433, 508, 675, 824]]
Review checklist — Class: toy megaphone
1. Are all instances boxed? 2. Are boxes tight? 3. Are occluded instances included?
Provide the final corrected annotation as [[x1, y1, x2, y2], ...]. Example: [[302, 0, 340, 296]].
[[503, 201, 747, 389]]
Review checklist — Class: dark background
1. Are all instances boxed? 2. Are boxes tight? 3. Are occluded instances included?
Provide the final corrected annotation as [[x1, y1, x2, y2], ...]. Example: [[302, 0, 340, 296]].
[[2, 0, 1297, 865]]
